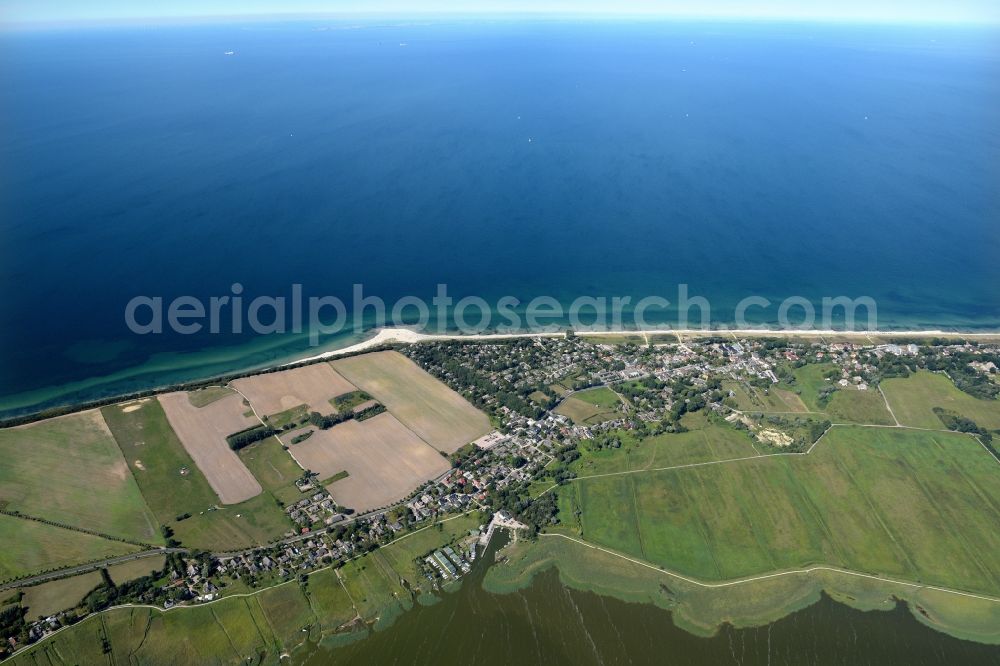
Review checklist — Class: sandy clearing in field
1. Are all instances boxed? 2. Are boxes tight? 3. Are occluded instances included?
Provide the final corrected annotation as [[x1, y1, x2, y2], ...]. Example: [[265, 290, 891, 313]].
[[331, 351, 491, 453], [291, 412, 450, 512], [231, 363, 355, 418], [158, 392, 262, 505]]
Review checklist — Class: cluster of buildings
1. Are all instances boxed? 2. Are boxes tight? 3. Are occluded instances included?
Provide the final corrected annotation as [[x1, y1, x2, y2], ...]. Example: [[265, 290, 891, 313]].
[[13, 334, 998, 659], [424, 544, 474, 581], [285, 488, 346, 530]]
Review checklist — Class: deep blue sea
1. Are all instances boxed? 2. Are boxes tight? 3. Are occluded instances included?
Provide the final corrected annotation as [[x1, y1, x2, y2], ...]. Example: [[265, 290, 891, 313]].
[[1, 19, 998, 416]]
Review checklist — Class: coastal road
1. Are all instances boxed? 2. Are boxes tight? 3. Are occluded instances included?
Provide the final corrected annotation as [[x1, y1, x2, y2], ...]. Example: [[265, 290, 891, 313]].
[[0, 548, 187, 592]]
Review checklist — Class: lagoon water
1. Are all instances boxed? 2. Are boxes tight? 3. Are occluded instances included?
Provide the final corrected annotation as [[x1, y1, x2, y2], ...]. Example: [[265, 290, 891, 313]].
[[1, 20, 999, 414], [297, 534, 1000, 665]]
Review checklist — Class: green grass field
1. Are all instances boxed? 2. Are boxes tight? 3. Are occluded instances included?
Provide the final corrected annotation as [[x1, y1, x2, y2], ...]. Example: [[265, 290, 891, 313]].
[[0, 411, 158, 544], [723, 381, 809, 413], [305, 568, 359, 631], [237, 437, 303, 495], [555, 387, 623, 425], [107, 556, 166, 585], [571, 416, 761, 477], [528, 390, 550, 404], [779, 363, 836, 411], [102, 400, 293, 551], [560, 425, 1000, 595], [882, 371, 1000, 430], [186, 386, 235, 408], [0, 515, 140, 582], [824, 388, 895, 425], [19, 572, 102, 619]]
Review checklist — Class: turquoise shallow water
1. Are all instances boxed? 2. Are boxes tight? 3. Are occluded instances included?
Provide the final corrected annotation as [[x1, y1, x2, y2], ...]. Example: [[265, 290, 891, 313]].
[[1, 20, 998, 416]]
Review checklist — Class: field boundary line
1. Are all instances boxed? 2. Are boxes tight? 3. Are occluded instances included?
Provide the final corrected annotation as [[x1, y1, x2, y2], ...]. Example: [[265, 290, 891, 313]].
[[1, 548, 184, 591], [540, 533, 1000, 604], [878, 385, 901, 426]]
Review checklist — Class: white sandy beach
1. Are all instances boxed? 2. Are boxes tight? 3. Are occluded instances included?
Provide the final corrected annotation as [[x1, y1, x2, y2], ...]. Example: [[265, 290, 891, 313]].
[[287, 326, 1000, 366]]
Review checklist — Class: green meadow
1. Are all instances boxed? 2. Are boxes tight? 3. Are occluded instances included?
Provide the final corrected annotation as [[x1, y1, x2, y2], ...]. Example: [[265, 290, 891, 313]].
[[555, 387, 624, 425], [823, 388, 895, 425], [101, 400, 293, 551], [560, 425, 1000, 594], [723, 380, 809, 413], [237, 436, 305, 505], [0, 411, 158, 544], [0, 515, 140, 582], [882, 370, 1000, 430], [570, 414, 761, 478]]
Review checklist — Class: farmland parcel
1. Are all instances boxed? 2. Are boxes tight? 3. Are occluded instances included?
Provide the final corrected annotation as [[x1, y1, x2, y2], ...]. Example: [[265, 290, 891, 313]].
[[332, 351, 491, 453], [158, 392, 262, 504], [0, 410, 157, 543], [292, 412, 450, 512], [231, 363, 356, 418]]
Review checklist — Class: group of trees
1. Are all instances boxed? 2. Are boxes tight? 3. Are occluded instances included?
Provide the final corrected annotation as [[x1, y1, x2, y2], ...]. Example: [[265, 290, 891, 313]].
[[406, 343, 546, 419], [309, 401, 385, 429], [0, 603, 27, 651], [226, 424, 277, 450], [921, 349, 1000, 400], [82, 552, 190, 615], [933, 408, 994, 448]]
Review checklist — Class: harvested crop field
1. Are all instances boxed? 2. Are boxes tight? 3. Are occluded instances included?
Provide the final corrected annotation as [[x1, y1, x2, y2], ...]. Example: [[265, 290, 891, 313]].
[[332, 351, 491, 453], [158, 392, 262, 505], [291, 412, 450, 512], [232, 364, 355, 418]]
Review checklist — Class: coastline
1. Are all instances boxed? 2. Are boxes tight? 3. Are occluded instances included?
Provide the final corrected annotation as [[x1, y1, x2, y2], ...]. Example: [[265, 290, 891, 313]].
[[287, 325, 1000, 365], [4, 325, 1000, 424]]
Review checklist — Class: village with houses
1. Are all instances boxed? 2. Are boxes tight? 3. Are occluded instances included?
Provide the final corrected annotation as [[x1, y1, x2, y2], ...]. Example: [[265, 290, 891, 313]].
[[4, 332, 999, 658]]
